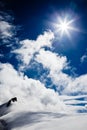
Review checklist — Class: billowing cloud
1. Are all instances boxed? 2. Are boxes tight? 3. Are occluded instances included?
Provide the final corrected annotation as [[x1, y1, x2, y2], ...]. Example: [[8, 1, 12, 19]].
[[13, 31, 54, 67], [64, 74, 87, 95], [35, 48, 70, 91], [0, 16, 87, 115], [35, 48, 87, 95], [35, 48, 68, 72], [11, 30, 87, 96], [0, 63, 65, 112]]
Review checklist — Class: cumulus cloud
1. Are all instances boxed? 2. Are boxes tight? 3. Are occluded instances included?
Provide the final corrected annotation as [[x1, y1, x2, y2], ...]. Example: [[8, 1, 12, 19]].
[[13, 31, 54, 67], [64, 74, 87, 95], [35, 48, 68, 72], [11, 30, 87, 96], [35, 49, 70, 91], [0, 16, 87, 114], [35, 48, 87, 95], [0, 63, 65, 112]]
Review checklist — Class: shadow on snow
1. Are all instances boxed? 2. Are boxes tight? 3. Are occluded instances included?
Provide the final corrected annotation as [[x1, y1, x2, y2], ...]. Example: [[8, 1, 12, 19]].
[[7, 111, 66, 129]]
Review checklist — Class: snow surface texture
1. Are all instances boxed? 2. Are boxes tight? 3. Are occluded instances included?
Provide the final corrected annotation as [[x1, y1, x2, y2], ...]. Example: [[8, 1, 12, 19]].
[[1, 111, 87, 130], [0, 100, 87, 130]]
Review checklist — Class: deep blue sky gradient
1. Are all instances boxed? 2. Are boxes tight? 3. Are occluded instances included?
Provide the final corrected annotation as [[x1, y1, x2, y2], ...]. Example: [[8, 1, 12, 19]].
[[0, 0, 87, 77]]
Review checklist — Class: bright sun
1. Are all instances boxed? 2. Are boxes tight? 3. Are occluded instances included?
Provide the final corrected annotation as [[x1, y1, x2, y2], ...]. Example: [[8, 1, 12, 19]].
[[53, 16, 78, 39], [59, 21, 69, 32]]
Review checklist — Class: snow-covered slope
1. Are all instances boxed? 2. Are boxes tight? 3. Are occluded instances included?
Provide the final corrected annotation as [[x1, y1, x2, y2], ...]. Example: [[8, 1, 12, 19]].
[[27, 113, 87, 130], [2, 111, 87, 130], [0, 95, 87, 130]]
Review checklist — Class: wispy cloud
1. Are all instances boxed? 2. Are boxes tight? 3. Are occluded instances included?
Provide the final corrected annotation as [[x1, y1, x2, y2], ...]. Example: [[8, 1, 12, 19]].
[[0, 21, 13, 38], [80, 49, 87, 63], [80, 54, 87, 63], [0, 12, 16, 43]]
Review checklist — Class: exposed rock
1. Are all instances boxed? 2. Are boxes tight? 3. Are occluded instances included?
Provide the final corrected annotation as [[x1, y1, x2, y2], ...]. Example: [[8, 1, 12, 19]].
[[0, 119, 8, 130]]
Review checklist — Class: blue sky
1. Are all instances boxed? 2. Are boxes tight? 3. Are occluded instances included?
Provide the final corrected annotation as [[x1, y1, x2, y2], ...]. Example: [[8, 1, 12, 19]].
[[0, 0, 87, 75], [0, 0, 87, 113]]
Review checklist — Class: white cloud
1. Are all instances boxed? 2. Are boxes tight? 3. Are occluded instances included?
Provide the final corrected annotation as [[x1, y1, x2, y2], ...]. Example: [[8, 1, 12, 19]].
[[10, 29, 87, 96], [0, 20, 14, 41], [0, 54, 4, 57], [0, 63, 65, 112], [35, 49, 71, 91], [80, 54, 87, 63], [80, 49, 87, 63], [0, 31, 87, 115], [35, 48, 87, 95], [35, 48, 68, 72], [0, 11, 17, 44], [64, 74, 87, 95], [13, 31, 54, 66], [0, 21, 12, 37]]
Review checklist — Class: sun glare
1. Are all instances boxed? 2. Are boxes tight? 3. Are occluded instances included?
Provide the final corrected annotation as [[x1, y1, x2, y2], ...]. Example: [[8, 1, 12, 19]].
[[53, 16, 79, 39], [59, 21, 69, 32]]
